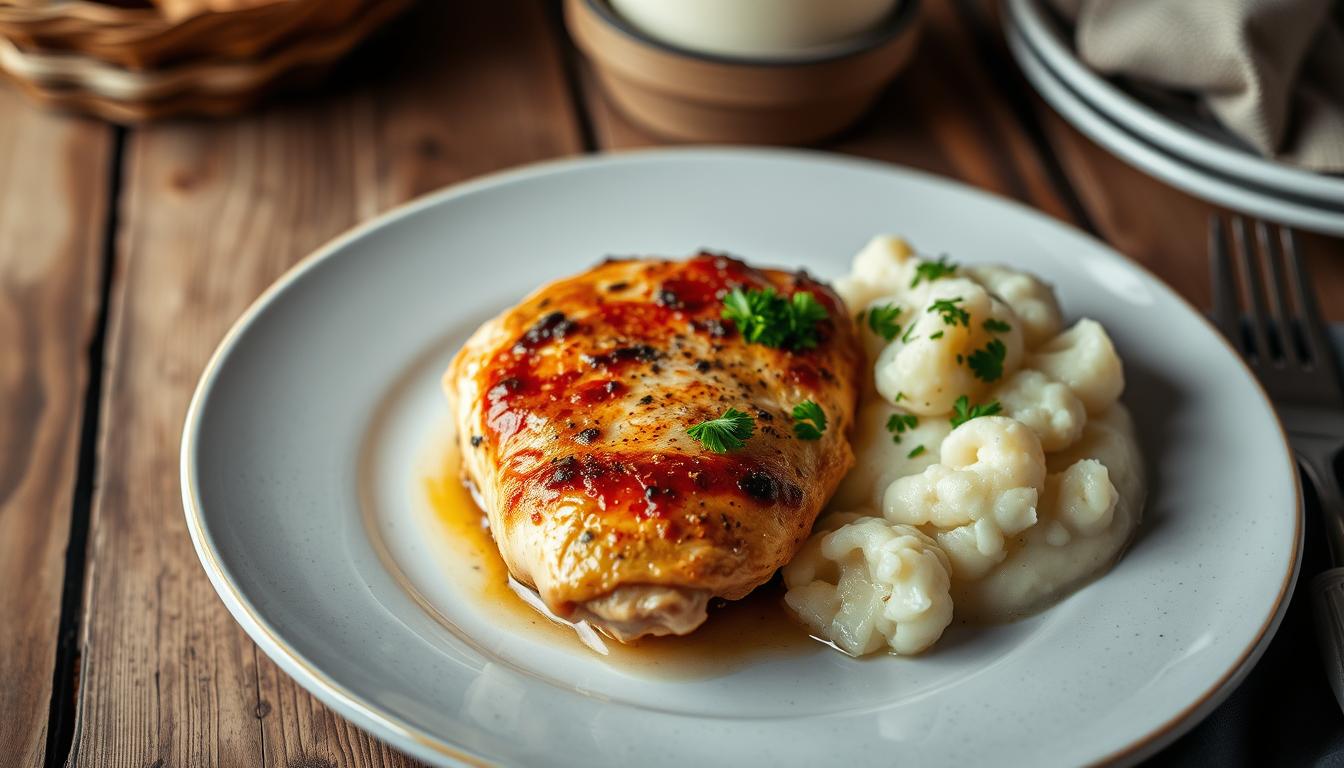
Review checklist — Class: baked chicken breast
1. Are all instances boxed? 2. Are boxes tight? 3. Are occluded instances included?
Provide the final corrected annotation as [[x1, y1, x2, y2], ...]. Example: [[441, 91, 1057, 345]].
[[446, 253, 862, 640]]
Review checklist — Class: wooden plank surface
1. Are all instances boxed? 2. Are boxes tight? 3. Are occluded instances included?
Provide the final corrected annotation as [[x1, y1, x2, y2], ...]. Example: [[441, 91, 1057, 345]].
[[1037, 109, 1344, 319], [0, 0, 1329, 764], [67, 2, 581, 766], [581, 0, 1344, 320], [0, 87, 111, 768]]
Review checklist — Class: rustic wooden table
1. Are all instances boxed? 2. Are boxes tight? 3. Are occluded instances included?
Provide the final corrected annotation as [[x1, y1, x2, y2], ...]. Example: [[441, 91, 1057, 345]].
[[4, 2, 1342, 766]]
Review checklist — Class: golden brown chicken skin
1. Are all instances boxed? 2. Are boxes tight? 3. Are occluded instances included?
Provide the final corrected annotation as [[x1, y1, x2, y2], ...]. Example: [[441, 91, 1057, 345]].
[[446, 253, 862, 640]]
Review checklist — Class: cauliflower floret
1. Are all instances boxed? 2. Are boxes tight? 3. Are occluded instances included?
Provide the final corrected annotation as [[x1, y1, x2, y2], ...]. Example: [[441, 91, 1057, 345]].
[[964, 265, 1064, 349], [1046, 406, 1145, 503], [1041, 459, 1119, 542], [1030, 319, 1124, 414], [783, 515, 953, 656], [874, 279, 1024, 414], [991, 370, 1087, 452], [834, 235, 920, 310], [884, 417, 1046, 579], [855, 293, 917, 366], [953, 406, 1143, 621]]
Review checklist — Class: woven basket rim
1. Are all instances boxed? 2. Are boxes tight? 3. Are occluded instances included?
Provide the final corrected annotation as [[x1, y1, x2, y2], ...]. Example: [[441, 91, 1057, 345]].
[[0, 0, 409, 102], [1, 0, 370, 71]]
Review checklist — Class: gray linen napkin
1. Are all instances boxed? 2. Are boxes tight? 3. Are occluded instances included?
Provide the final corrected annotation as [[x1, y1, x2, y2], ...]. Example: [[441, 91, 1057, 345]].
[[1049, 0, 1344, 172]]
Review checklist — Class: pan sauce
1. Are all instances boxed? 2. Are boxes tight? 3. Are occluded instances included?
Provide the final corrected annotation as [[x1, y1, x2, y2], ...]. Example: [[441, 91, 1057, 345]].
[[418, 441, 825, 678]]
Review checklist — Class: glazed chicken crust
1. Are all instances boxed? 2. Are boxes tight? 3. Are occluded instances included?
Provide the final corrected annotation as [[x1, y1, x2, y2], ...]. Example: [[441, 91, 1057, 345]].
[[446, 253, 862, 640]]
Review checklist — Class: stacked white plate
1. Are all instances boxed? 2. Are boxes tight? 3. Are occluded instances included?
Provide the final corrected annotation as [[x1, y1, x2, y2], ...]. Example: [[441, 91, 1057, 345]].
[[1003, 0, 1344, 237]]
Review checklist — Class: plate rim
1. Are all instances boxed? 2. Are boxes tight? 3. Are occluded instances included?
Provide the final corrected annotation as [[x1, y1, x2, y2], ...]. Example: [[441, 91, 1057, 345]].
[[1005, 0, 1344, 205], [180, 146, 1304, 767], [1002, 12, 1344, 238]]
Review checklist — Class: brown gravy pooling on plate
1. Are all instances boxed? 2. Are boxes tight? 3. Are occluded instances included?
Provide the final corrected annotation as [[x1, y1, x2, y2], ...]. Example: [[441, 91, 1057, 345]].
[[421, 440, 823, 678]]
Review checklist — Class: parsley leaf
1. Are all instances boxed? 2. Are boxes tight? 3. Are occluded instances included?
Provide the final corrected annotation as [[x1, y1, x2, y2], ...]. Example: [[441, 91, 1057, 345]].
[[983, 318, 1012, 333], [910, 255, 958, 287], [907, 445, 926, 458], [687, 407, 755, 453], [886, 413, 918, 433], [901, 319, 918, 344], [885, 412, 918, 443], [789, 292, 829, 349], [927, 297, 970, 327], [866, 303, 903, 341], [950, 396, 1002, 428], [929, 330, 944, 340], [791, 400, 827, 440], [967, 338, 1007, 382], [721, 287, 779, 346], [721, 287, 829, 351]]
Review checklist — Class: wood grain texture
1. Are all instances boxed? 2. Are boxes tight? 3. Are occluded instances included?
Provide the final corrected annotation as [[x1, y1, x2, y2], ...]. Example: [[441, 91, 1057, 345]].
[[67, 2, 581, 767], [1036, 108, 1344, 320], [0, 86, 110, 768], [580, 0, 1344, 319]]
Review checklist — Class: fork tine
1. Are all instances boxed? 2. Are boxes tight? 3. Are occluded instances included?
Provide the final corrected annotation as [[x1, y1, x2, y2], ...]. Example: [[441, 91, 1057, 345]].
[[1208, 215, 1242, 347], [1232, 216, 1274, 362], [1282, 227, 1340, 378], [1256, 221, 1297, 366]]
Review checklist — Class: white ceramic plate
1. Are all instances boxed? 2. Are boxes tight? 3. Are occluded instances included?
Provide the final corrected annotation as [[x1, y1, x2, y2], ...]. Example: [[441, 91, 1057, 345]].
[[182, 149, 1301, 767], [1004, 14, 1344, 238], [1006, 0, 1344, 209]]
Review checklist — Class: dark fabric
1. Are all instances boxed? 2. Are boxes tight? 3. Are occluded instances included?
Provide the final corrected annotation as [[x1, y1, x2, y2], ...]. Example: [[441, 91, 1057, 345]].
[[1147, 477, 1344, 767]]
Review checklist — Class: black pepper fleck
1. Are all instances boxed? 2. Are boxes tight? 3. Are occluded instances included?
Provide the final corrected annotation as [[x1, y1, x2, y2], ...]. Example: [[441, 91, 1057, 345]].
[[692, 318, 732, 338]]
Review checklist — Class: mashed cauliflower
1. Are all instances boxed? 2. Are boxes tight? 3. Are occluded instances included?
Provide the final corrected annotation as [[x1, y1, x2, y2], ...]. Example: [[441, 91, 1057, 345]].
[[786, 235, 1145, 654]]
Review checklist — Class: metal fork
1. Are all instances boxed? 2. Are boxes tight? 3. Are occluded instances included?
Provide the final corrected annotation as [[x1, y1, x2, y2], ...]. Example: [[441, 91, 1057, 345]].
[[1210, 215, 1344, 712]]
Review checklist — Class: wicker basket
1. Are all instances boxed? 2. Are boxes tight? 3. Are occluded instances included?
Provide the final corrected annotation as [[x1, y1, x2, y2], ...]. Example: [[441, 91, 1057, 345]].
[[0, 0, 412, 121]]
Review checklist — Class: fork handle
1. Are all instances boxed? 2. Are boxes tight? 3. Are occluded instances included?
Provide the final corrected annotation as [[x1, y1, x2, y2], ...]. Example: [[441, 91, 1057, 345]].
[[1314, 568, 1344, 715], [1297, 443, 1344, 566]]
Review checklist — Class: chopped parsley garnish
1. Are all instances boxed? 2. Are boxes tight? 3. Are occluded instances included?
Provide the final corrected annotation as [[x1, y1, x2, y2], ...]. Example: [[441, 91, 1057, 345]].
[[894, 392, 905, 402], [983, 318, 1012, 333], [721, 287, 829, 351], [687, 407, 755, 453], [791, 400, 827, 440], [967, 338, 1007, 382], [865, 303, 903, 341], [886, 412, 918, 444], [927, 297, 970, 327], [901, 319, 919, 344], [910, 255, 958, 287], [950, 396, 1002, 428], [929, 330, 944, 340], [907, 445, 926, 458]]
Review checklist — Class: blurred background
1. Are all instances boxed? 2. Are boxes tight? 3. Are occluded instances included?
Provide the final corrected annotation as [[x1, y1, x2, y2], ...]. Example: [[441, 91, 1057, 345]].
[[2, 1, 1342, 766]]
